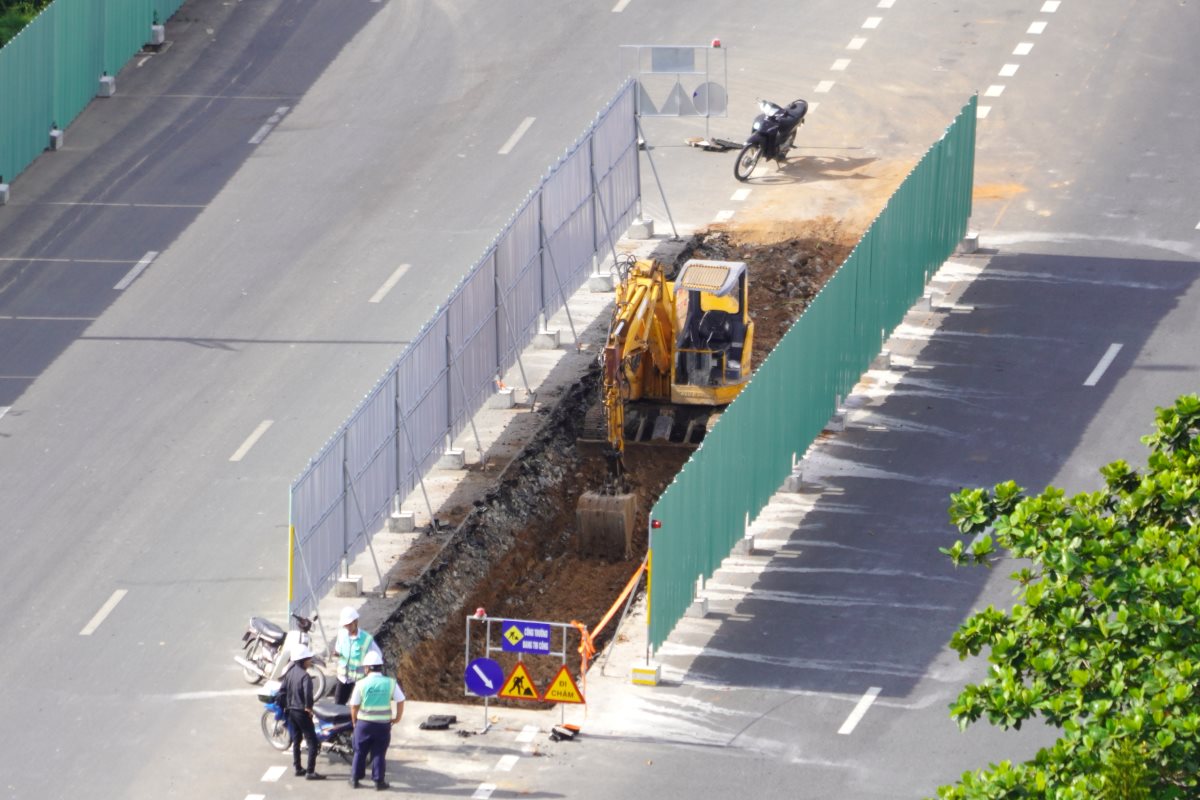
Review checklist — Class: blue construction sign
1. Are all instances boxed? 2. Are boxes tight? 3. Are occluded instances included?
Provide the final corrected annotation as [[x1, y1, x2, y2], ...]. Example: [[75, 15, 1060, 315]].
[[500, 619, 553, 654], [463, 657, 504, 697]]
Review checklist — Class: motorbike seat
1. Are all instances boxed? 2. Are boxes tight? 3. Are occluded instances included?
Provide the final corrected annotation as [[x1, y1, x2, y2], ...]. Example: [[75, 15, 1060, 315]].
[[786, 99, 808, 120], [313, 703, 353, 724], [251, 616, 287, 644]]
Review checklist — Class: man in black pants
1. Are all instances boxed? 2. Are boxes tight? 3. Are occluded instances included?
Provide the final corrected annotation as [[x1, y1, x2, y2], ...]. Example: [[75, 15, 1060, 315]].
[[279, 645, 326, 781]]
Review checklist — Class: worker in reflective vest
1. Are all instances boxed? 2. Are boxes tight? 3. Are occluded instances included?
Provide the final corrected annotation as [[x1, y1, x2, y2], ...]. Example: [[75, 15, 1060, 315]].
[[334, 606, 381, 705], [349, 649, 404, 790]]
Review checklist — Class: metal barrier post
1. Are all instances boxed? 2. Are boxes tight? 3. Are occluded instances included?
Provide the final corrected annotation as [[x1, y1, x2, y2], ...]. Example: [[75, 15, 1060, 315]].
[[342, 462, 386, 593], [635, 115, 679, 239], [396, 399, 437, 525]]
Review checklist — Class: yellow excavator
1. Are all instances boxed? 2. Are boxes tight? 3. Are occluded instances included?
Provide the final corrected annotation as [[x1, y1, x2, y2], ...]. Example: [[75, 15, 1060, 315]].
[[576, 256, 754, 557]]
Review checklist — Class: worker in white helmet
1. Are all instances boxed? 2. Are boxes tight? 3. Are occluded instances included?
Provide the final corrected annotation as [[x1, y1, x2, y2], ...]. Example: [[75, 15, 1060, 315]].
[[349, 649, 405, 790], [334, 605, 381, 705]]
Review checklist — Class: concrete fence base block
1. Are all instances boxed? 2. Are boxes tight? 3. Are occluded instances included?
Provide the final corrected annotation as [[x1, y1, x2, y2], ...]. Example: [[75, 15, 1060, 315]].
[[783, 470, 804, 492], [588, 273, 615, 292], [871, 349, 891, 370], [387, 512, 415, 533], [733, 535, 757, 556], [487, 388, 515, 409], [915, 292, 933, 312], [49, 129, 64, 150], [149, 24, 166, 46], [631, 663, 661, 686], [686, 597, 709, 618], [825, 412, 845, 433], [437, 448, 466, 469], [533, 328, 560, 349], [957, 230, 980, 254], [98, 75, 116, 97], [628, 216, 654, 240], [0, 185, 9, 206], [335, 575, 363, 598]]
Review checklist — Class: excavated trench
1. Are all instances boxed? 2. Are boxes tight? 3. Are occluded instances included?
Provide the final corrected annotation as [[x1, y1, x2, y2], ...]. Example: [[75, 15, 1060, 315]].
[[374, 220, 856, 705]]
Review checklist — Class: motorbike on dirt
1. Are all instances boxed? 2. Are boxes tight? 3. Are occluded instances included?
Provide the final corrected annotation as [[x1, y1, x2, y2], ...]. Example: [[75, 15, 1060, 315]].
[[258, 680, 355, 762], [235, 612, 328, 699], [734, 98, 808, 182]]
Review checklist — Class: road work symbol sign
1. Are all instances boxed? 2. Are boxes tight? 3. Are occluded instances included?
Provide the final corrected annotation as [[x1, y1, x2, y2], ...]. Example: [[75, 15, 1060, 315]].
[[542, 665, 584, 704], [501, 619, 552, 654], [499, 662, 540, 701]]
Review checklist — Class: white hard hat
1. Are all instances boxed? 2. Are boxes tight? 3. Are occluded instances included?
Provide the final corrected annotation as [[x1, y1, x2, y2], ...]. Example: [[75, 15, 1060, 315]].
[[291, 644, 314, 662], [363, 650, 384, 667], [339, 607, 360, 626]]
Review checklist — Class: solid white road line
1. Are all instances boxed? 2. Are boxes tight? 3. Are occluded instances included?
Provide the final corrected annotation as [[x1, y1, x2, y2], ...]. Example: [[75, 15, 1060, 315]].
[[838, 687, 882, 734], [516, 725, 538, 743], [472, 784, 497, 799], [230, 420, 274, 462], [1041, 0, 1061, 11], [999, 63, 1020, 77], [261, 765, 287, 782], [1028, 21, 1048, 34], [731, 188, 751, 202], [248, 106, 290, 145], [862, 16, 882, 28], [815, 80, 835, 93], [1084, 343, 1123, 386], [80, 589, 128, 636], [612, 0, 633, 10], [168, 689, 261, 700], [985, 85, 1006, 97], [1014, 42, 1034, 55], [977, 106, 992, 119], [113, 251, 159, 290], [369, 263, 411, 303], [0, 407, 8, 420], [40, 201, 204, 208], [713, 210, 735, 223], [847, 37, 867, 50], [831, 58, 851, 71], [498, 117, 536, 155], [496, 755, 519, 771]]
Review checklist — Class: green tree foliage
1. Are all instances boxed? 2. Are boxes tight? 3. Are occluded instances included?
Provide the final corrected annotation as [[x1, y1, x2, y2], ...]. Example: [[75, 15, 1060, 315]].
[[937, 394, 1200, 799], [0, 1, 51, 48]]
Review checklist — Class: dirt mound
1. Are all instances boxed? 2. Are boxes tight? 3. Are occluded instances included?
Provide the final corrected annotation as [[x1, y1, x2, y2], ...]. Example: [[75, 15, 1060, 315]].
[[376, 217, 854, 704]]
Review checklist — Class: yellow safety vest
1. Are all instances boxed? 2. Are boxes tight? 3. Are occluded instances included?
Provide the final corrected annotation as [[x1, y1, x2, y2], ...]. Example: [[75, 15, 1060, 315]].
[[337, 630, 375, 683]]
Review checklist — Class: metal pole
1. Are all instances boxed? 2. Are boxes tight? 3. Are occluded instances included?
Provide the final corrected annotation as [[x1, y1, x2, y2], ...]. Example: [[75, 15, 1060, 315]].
[[538, 225, 579, 345], [590, 147, 622, 281], [343, 462, 386, 594], [635, 115, 679, 239], [393, 368, 402, 516], [450, 341, 485, 459], [599, 558, 647, 675], [396, 402, 437, 526], [292, 520, 330, 651], [341, 431, 350, 578], [493, 272, 533, 400]]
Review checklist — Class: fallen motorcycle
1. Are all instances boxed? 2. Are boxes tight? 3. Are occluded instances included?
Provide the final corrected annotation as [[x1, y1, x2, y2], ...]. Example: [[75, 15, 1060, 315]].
[[734, 98, 808, 182], [258, 680, 354, 762], [235, 612, 328, 699]]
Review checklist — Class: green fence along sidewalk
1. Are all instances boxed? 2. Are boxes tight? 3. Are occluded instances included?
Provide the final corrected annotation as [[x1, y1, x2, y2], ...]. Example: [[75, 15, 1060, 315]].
[[0, 0, 183, 184], [647, 95, 977, 652]]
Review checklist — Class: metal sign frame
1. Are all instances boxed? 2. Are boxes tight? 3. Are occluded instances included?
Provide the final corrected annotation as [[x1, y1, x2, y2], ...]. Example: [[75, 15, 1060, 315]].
[[620, 44, 729, 137]]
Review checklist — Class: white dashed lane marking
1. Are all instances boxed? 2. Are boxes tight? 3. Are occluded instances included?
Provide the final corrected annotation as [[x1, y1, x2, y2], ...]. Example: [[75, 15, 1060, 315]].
[[369, 263, 410, 303], [79, 589, 128, 636], [815, 80, 835, 93], [498, 117, 536, 155], [877, 0, 895, 8], [985, 85, 1005, 97], [831, 59, 850, 71], [244, 795, 265, 800], [713, 210, 735, 223], [731, 188, 751, 202], [1041, 0, 1060, 12], [472, 784, 497, 799], [516, 725, 538, 743], [838, 687, 882, 734], [847, 37, 866, 50], [1027, 21, 1048, 34], [999, 63, 1020, 77], [261, 765, 287, 782], [862, 16, 882, 29], [1014, 42, 1034, 55], [230, 420, 274, 462], [977, 106, 992, 119], [1084, 343, 1123, 387], [248, 106, 290, 145], [611, 0, 632, 10], [496, 755, 520, 772], [113, 251, 159, 290]]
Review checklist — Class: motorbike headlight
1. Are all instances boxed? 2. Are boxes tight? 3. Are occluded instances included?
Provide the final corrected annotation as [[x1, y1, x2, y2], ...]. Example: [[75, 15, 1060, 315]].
[[752, 120, 761, 131]]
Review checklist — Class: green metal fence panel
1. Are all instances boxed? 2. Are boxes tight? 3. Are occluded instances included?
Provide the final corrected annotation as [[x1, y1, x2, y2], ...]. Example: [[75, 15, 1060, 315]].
[[647, 95, 977, 651], [0, 0, 187, 184]]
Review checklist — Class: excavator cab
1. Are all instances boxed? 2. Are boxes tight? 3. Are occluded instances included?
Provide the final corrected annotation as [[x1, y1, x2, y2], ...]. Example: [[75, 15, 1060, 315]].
[[671, 260, 753, 404]]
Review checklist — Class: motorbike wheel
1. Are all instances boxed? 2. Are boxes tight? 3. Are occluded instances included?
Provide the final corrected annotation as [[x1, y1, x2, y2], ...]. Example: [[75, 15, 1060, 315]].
[[734, 144, 762, 182], [308, 666, 328, 700], [262, 710, 292, 751], [241, 641, 264, 685]]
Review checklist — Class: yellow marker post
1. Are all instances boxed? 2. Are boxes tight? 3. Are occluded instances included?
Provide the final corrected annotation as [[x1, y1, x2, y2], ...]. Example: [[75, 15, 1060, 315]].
[[287, 524, 295, 603]]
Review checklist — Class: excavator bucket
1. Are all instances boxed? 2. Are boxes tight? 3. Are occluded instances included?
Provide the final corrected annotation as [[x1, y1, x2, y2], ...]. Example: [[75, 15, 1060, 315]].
[[576, 490, 636, 560]]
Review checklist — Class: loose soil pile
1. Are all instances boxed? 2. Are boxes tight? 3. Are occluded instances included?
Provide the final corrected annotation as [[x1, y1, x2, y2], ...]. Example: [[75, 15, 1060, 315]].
[[376, 217, 858, 704]]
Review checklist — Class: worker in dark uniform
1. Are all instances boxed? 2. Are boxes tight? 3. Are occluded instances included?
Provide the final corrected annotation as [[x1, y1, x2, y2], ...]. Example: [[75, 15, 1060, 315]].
[[349, 649, 405, 790], [279, 645, 326, 781]]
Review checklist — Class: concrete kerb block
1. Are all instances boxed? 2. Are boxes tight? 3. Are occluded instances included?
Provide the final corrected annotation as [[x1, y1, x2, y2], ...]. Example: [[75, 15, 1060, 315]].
[[631, 663, 661, 686], [437, 448, 466, 469], [957, 230, 980, 254], [915, 292, 933, 312], [49, 128, 64, 151], [487, 387, 516, 409], [533, 328, 561, 349], [733, 535, 757, 556], [783, 468, 804, 492], [149, 24, 166, 46], [98, 74, 116, 97], [0, 182, 9, 206], [628, 216, 654, 240], [685, 596, 709, 618], [871, 349, 892, 370], [588, 272, 615, 292], [387, 511, 415, 533], [336, 575, 363, 598]]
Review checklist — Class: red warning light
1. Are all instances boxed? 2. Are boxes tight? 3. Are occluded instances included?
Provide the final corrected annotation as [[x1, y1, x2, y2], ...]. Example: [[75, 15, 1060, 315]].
[[650, 519, 662, 529], [711, 38, 721, 48]]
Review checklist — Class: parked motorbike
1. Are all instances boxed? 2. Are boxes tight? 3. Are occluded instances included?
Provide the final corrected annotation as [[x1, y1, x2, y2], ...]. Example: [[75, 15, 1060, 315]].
[[734, 98, 808, 182], [258, 680, 354, 762], [235, 612, 328, 699]]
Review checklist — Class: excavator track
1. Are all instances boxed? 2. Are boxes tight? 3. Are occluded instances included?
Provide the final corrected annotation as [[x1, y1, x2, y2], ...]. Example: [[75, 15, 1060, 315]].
[[577, 401, 715, 449]]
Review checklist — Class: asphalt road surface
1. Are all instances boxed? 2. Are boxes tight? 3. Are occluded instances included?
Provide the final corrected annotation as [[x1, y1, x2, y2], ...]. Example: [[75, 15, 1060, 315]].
[[0, 0, 1196, 798]]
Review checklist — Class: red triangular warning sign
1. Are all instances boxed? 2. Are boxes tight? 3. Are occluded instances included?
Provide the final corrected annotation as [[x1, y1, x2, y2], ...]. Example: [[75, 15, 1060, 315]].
[[499, 662, 540, 701], [541, 665, 585, 704]]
